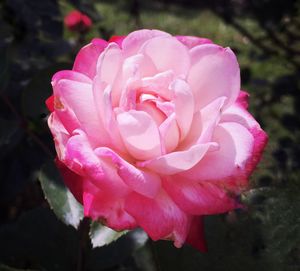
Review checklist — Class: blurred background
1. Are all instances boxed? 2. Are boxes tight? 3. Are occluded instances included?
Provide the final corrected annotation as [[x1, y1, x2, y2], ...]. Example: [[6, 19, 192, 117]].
[[0, 0, 300, 270]]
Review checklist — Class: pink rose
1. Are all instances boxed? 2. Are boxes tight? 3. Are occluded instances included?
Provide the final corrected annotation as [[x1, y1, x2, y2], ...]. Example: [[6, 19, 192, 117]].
[[46, 30, 267, 252], [64, 10, 92, 33]]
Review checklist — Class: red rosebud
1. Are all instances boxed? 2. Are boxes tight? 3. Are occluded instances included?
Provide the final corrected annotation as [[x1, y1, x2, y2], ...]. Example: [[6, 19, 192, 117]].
[[64, 10, 92, 33]]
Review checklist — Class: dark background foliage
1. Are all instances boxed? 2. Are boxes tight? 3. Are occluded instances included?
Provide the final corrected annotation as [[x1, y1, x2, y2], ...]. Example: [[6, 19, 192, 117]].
[[0, 0, 299, 270]]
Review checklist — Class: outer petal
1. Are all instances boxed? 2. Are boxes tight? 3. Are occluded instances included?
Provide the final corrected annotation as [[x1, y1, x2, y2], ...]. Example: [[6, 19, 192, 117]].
[[186, 216, 207, 252], [95, 147, 161, 198], [48, 112, 70, 160], [52, 70, 92, 84], [122, 29, 171, 56], [46, 95, 54, 112], [108, 35, 126, 47], [221, 102, 268, 176], [180, 122, 254, 181], [64, 130, 129, 196], [73, 38, 108, 78], [51, 70, 91, 134], [83, 180, 137, 230], [236, 90, 250, 109], [53, 76, 105, 147], [188, 44, 240, 110], [176, 35, 213, 49], [116, 110, 161, 160], [125, 190, 190, 248], [55, 158, 83, 204], [96, 42, 123, 86], [163, 177, 239, 215], [138, 142, 218, 175]]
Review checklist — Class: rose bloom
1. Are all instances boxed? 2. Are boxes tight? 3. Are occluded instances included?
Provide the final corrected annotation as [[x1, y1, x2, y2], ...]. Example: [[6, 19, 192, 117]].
[[46, 29, 267, 252], [64, 10, 92, 33]]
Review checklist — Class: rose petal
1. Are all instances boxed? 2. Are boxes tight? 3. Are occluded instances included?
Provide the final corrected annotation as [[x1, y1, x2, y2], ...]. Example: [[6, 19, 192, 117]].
[[122, 53, 157, 80], [119, 78, 139, 111], [122, 29, 171, 56], [155, 100, 175, 117], [136, 102, 165, 126], [125, 190, 190, 247], [95, 147, 161, 198], [176, 35, 213, 49], [236, 90, 250, 109], [197, 96, 227, 143], [97, 42, 123, 86], [51, 71, 89, 134], [141, 70, 174, 100], [180, 122, 254, 181], [177, 111, 202, 150], [73, 38, 108, 78], [93, 76, 127, 153], [108, 35, 126, 47], [170, 79, 194, 139], [138, 142, 218, 175], [188, 44, 240, 110], [64, 130, 129, 195], [141, 36, 190, 77], [221, 103, 268, 176], [55, 158, 83, 204], [54, 78, 105, 147], [159, 113, 180, 154], [83, 180, 137, 230], [48, 112, 70, 160], [163, 177, 239, 215], [178, 97, 226, 150], [52, 70, 92, 85], [186, 216, 207, 252], [45, 95, 54, 112], [116, 110, 161, 160]]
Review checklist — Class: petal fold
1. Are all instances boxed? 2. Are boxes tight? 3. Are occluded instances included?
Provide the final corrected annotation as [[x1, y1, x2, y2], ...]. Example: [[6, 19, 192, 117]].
[[180, 122, 254, 181], [138, 142, 218, 175], [117, 110, 161, 160], [170, 79, 194, 139], [95, 147, 161, 198]]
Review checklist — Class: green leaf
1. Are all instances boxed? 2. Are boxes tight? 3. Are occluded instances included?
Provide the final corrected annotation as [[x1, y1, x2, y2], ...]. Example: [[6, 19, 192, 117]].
[[89, 221, 128, 248], [87, 228, 149, 270], [39, 161, 83, 228]]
